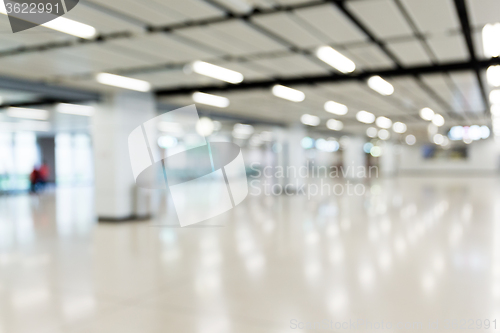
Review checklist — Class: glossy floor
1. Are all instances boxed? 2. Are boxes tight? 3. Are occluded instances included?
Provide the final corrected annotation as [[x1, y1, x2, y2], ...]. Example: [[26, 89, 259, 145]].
[[0, 177, 499, 333]]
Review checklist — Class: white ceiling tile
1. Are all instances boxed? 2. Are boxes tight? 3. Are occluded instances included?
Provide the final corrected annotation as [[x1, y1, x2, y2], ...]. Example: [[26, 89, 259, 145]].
[[421, 73, 465, 113], [294, 4, 367, 44], [467, 0, 500, 28], [400, 0, 460, 34], [212, 61, 272, 80], [449, 71, 485, 112], [161, 0, 224, 20], [131, 69, 223, 88], [426, 34, 469, 62], [252, 12, 325, 48], [386, 39, 432, 66], [90, 0, 181, 25], [110, 34, 218, 63], [344, 43, 395, 69], [472, 30, 487, 60], [346, 0, 413, 39], [63, 4, 143, 34], [176, 21, 286, 56], [252, 54, 329, 77]]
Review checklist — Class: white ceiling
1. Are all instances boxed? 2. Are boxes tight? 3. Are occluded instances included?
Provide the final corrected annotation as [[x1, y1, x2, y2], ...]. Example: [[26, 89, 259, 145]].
[[0, 0, 495, 132]]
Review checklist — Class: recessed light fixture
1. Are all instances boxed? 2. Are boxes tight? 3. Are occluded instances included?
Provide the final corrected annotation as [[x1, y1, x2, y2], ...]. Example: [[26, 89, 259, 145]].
[[405, 135, 416, 145], [0, 3, 97, 39], [56, 103, 95, 116], [367, 76, 394, 96], [366, 127, 378, 138], [191, 61, 244, 84], [392, 122, 407, 134], [432, 114, 445, 127], [96, 73, 151, 92], [272, 85, 305, 102], [487, 65, 500, 86], [419, 107, 435, 121], [301, 114, 320, 126], [483, 23, 500, 58], [316, 46, 356, 73], [6, 107, 49, 120], [356, 111, 375, 124], [192, 92, 230, 108], [326, 119, 344, 131], [375, 116, 392, 129], [378, 129, 390, 140], [324, 101, 348, 115]]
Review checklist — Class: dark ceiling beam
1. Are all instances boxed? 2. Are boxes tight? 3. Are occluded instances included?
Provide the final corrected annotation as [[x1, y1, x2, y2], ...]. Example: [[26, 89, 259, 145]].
[[453, 0, 489, 112], [155, 58, 500, 96], [0, 0, 330, 58]]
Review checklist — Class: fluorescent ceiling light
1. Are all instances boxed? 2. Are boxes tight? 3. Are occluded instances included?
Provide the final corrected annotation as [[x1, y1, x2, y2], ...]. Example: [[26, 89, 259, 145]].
[[366, 127, 378, 138], [405, 135, 416, 146], [393, 122, 407, 134], [375, 116, 392, 129], [316, 46, 356, 73], [43, 17, 96, 39], [301, 114, 320, 126], [356, 110, 375, 124], [326, 119, 343, 131], [6, 107, 49, 120], [272, 85, 305, 102], [56, 103, 94, 116], [419, 107, 435, 121], [0, 3, 96, 39], [490, 90, 500, 104], [367, 76, 394, 96], [378, 129, 390, 140], [432, 114, 445, 127], [191, 61, 244, 84], [433, 134, 444, 145], [487, 65, 500, 87], [96, 73, 151, 92], [192, 92, 229, 108], [492, 105, 500, 116], [483, 24, 500, 58], [324, 101, 348, 115], [233, 123, 254, 136]]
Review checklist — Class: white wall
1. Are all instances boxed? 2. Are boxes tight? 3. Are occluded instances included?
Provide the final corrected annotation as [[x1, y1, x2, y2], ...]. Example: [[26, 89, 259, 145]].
[[398, 139, 500, 174]]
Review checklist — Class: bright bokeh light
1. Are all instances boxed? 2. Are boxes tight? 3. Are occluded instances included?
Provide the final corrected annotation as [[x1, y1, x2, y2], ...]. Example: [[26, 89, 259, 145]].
[[301, 137, 314, 149], [405, 135, 416, 145], [419, 108, 435, 121], [378, 129, 390, 140], [366, 127, 378, 138], [376, 116, 392, 129], [356, 111, 375, 124]]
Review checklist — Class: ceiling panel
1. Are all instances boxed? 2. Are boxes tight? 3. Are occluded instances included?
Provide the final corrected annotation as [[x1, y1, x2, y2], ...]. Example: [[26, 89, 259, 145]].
[[131, 69, 223, 88], [391, 77, 446, 113], [386, 39, 433, 66], [162, 0, 223, 20], [175, 21, 287, 56], [294, 4, 367, 44], [421, 73, 465, 113], [90, 0, 185, 25], [251, 54, 329, 78], [110, 34, 219, 63], [467, 0, 500, 28], [426, 34, 469, 62], [252, 12, 325, 48], [211, 61, 272, 80], [400, 0, 460, 34], [63, 4, 143, 34], [449, 71, 485, 112], [472, 30, 488, 60], [344, 43, 395, 70], [346, 0, 413, 39]]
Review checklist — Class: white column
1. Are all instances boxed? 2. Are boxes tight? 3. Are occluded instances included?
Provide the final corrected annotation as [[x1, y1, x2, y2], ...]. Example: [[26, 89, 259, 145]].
[[92, 91, 156, 220], [285, 123, 306, 190], [342, 136, 366, 180], [380, 141, 397, 177]]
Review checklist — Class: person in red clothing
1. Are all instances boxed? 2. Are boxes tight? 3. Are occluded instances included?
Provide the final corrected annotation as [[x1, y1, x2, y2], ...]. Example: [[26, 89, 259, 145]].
[[38, 161, 49, 190], [29, 167, 39, 193]]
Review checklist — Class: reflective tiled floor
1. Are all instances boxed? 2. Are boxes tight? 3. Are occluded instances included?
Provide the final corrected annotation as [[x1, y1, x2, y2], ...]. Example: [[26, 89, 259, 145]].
[[1, 177, 499, 333]]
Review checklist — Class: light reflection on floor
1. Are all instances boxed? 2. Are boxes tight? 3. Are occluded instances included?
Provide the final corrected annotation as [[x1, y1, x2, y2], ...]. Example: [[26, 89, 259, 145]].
[[0, 177, 499, 333]]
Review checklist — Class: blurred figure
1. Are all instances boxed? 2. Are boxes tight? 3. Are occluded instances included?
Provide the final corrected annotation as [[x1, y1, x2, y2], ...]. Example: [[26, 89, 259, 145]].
[[29, 161, 50, 193], [29, 167, 39, 193], [39, 160, 49, 189]]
